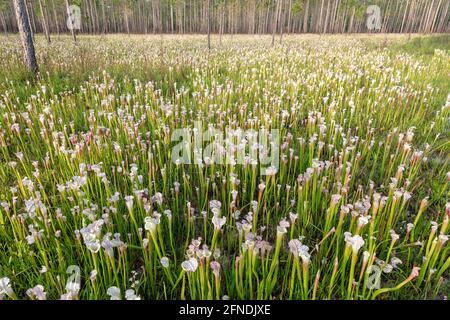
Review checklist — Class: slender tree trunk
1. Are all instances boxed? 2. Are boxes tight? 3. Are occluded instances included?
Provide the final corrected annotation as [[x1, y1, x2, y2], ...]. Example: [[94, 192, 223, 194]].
[[303, 0, 309, 33], [317, 0, 324, 33], [101, 0, 107, 34], [430, 0, 442, 33], [279, 0, 285, 44], [151, 0, 156, 33], [437, 0, 449, 32], [13, 0, 38, 74], [323, 0, 330, 33], [1, 12, 8, 35], [124, 0, 130, 35], [349, 6, 355, 33], [88, 0, 95, 33], [93, 0, 100, 33], [51, 0, 59, 36], [170, 3, 174, 33], [219, 4, 224, 44], [111, 0, 117, 33], [207, 0, 211, 49], [424, 0, 434, 33], [272, 0, 280, 46], [287, 0, 292, 34], [26, 0, 36, 33], [400, 0, 409, 33]]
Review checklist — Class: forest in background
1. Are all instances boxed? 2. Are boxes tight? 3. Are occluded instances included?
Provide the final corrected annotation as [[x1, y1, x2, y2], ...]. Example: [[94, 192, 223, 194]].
[[1, 0, 449, 36]]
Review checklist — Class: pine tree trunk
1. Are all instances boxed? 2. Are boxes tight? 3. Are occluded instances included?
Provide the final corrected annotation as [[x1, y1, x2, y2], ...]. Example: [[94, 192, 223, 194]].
[[303, 0, 309, 33], [318, 0, 324, 33], [207, 0, 211, 49], [51, 0, 59, 36], [349, 7, 355, 33], [93, 0, 100, 33], [430, 0, 442, 33], [287, 0, 292, 34], [88, 0, 95, 33], [400, 0, 409, 33], [13, 0, 38, 74], [323, 0, 330, 33], [26, 0, 36, 33], [38, 0, 51, 44], [272, 0, 280, 46], [1, 12, 8, 35], [101, 0, 107, 34], [125, 12, 130, 35], [279, 0, 284, 44]]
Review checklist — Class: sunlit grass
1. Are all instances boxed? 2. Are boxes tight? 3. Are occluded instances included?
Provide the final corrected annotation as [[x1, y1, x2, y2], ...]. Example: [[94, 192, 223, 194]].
[[0, 34, 449, 300]]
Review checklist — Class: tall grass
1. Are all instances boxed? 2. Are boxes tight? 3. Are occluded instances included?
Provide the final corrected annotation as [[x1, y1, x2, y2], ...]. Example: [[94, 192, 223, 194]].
[[0, 34, 448, 300]]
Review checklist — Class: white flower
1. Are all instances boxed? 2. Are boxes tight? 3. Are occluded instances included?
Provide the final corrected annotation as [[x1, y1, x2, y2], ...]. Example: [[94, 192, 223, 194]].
[[0, 277, 14, 299], [288, 239, 310, 263], [60, 292, 76, 300], [26, 234, 36, 245], [125, 195, 134, 210], [390, 230, 400, 242], [391, 257, 403, 268], [160, 257, 170, 268], [403, 192, 412, 202], [144, 216, 160, 234], [383, 264, 393, 273], [357, 215, 371, 227], [265, 166, 277, 176], [279, 219, 290, 228], [26, 285, 47, 300], [86, 239, 101, 253], [212, 215, 226, 230], [431, 221, 438, 232], [210, 261, 221, 276], [151, 192, 163, 205], [60, 285, 79, 300], [90, 270, 98, 282], [258, 182, 266, 191], [107, 286, 121, 300], [410, 267, 420, 278], [331, 194, 342, 205], [66, 280, 80, 293], [289, 212, 298, 223], [163, 209, 172, 220], [288, 239, 301, 255], [344, 233, 365, 253], [277, 225, 287, 235], [363, 251, 370, 263], [80, 219, 104, 253], [181, 258, 199, 272], [209, 200, 222, 210], [125, 289, 141, 300], [438, 235, 449, 245]]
